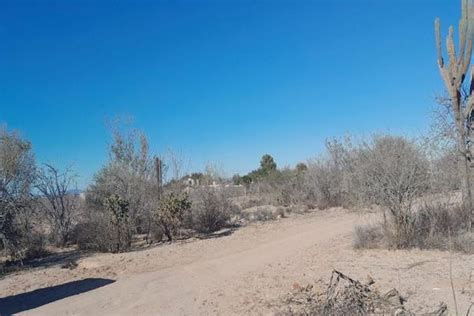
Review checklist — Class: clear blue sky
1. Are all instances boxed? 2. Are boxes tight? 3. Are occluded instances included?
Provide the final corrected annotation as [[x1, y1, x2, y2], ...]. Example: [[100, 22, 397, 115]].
[[0, 0, 456, 188]]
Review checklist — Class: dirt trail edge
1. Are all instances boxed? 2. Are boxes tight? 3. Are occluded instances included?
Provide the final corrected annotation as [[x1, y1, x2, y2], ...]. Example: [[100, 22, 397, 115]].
[[20, 210, 359, 315]]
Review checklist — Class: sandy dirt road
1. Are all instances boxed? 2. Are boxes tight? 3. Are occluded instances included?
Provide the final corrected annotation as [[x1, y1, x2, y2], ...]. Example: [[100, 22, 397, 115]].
[[1, 209, 472, 315]]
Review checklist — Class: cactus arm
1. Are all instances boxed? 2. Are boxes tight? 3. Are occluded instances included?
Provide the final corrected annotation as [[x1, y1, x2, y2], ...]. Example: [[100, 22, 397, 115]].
[[435, 18, 445, 69]]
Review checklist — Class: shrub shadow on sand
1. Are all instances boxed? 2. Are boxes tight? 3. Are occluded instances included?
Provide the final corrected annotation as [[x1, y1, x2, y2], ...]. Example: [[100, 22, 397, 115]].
[[0, 278, 115, 315]]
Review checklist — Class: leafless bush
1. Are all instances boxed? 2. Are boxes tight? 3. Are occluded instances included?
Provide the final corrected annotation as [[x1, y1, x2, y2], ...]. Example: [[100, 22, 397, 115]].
[[35, 164, 80, 246], [305, 159, 347, 209], [355, 203, 472, 253], [74, 193, 134, 253], [411, 203, 471, 251], [73, 212, 117, 252], [353, 136, 429, 213], [189, 187, 237, 233], [279, 270, 444, 316], [23, 232, 51, 260], [250, 166, 316, 209], [303, 138, 356, 209], [239, 196, 267, 209], [353, 224, 384, 249], [149, 223, 164, 243], [429, 146, 463, 193], [352, 136, 430, 248], [73, 194, 134, 253], [274, 168, 310, 207]]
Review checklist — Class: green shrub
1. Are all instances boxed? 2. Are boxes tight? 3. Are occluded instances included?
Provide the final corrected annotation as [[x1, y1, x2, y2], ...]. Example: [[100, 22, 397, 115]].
[[105, 194, 132, 252], [73, 195, 132, 253], [154, 193, 191, 241]]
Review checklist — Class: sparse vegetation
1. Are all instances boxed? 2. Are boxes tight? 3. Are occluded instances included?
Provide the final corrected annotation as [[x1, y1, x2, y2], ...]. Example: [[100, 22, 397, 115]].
[[2, 122, 471, 260], [355, 203, 473, 253], [189, 187, 236, 233], [105, 194, 132, 252], [35, 164, 80, 246], [279, 270, 449, 315], [0, 127, 36, 260], [1, 1, 474, 313], [153, 192, 191, 241], [435, 0, 474, 226], [353, 224, 383, 250]]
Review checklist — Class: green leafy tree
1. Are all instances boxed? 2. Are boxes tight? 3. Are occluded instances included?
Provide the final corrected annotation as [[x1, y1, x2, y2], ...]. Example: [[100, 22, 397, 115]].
[[232, 174, 242, 185], [241, 154, 278, 183], [86, 123, 156, 238], [0, 127, 36, 258], [241, 175, 252, 187], [260, 154, 277, 176]]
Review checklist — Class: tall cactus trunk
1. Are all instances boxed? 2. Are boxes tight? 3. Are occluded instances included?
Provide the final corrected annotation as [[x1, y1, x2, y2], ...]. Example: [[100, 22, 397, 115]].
[[435, 0, 474, 230], [457, 131, 473, 226], [455, 107, 473, 230]]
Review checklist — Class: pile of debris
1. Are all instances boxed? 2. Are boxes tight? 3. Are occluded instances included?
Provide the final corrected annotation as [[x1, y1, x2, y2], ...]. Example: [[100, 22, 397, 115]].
[[279, 270, 448, 315]]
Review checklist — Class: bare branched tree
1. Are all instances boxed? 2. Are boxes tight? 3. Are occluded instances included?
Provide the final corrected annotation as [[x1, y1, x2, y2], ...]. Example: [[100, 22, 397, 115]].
[[435, 0, 474, 227], [353, 136, 430, 247], [35, 164, 79, 246], [165, 149, 189, 182]]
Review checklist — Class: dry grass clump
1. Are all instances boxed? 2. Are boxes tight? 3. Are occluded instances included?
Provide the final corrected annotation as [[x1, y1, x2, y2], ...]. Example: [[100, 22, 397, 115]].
[[452, 232, 474, 253], [353, 224, 384, 250], [278, 270, 447, 316], [239, 197, 269, 209], [22, 233, 52, 260], [240, 205, 288, 223]]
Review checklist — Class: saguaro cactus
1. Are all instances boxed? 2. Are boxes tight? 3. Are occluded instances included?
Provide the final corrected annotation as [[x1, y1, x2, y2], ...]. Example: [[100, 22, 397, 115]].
[[435, 0, 474, 225]]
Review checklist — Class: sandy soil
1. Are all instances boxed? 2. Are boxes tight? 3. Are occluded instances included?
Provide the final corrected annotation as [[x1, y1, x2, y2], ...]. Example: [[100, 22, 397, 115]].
[[0, 208, 472, 315]]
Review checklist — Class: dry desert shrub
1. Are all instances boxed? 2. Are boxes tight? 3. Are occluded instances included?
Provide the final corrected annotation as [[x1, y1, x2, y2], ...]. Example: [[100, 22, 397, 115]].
[[354, 203, 473, 253], [240, 197, 268, 209], [353, 224, 384, 250], [35, 164, 80, 247], [21, 232, 52, 261], [73, 209, 122, 252], [0, 127, 37, 260], [278, 270, 448, 316], [240, 205, 287, 222], [153, 192, 191, 241], [189, 187, 237, 233]]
